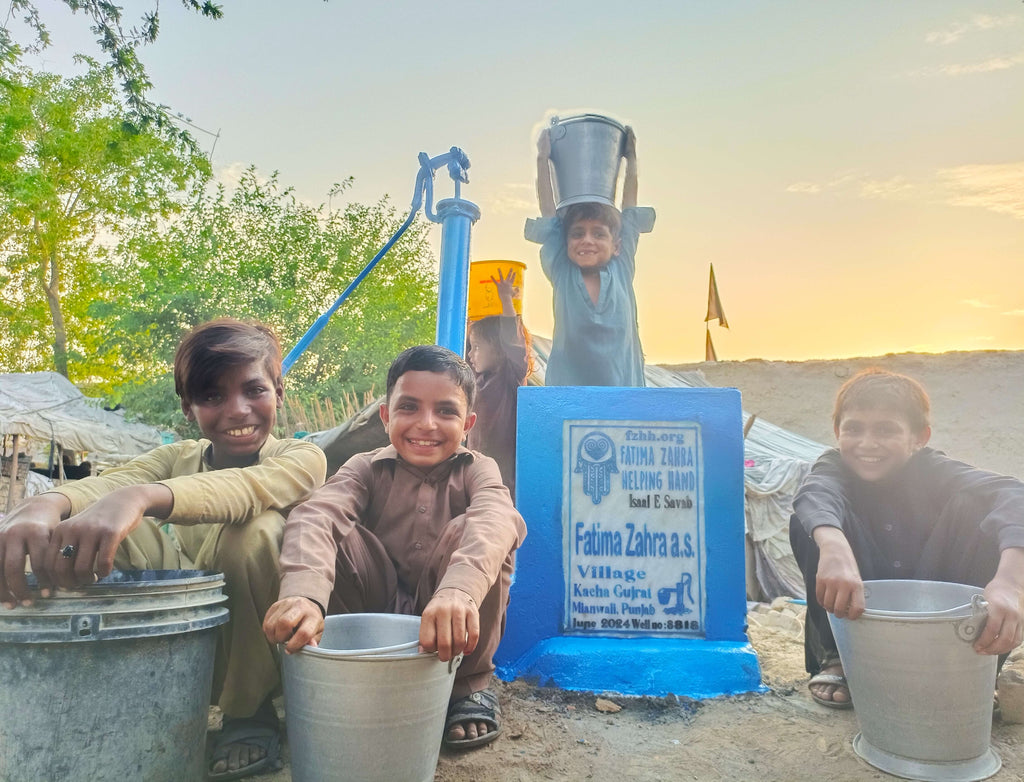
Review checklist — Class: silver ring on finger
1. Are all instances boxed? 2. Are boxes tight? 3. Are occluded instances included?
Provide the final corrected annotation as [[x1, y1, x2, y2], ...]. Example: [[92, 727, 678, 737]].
[[60, 544, 78, 559]]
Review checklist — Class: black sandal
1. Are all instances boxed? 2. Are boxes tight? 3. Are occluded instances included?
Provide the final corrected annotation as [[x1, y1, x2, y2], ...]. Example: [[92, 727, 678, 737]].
[[443, 688, 502, 750], [208, 698, 282, 780]]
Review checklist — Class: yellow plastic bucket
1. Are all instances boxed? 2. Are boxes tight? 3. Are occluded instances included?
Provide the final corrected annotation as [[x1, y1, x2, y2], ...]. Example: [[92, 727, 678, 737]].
[[468, 260, 525, 321]]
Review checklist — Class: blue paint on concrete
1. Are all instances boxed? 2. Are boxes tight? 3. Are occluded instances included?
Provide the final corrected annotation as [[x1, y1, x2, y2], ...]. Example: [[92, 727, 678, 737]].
[[495, 385, 765, 697], [503, 637, 764, 699]]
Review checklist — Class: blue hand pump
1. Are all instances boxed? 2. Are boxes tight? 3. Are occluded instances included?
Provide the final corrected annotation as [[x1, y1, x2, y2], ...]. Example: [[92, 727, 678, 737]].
[[282, 148, 480, 374]]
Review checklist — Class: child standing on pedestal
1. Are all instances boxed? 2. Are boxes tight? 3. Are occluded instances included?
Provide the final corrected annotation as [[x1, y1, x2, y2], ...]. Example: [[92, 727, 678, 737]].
[[466, 267, 533, 498], [525, 125, 655, 387]]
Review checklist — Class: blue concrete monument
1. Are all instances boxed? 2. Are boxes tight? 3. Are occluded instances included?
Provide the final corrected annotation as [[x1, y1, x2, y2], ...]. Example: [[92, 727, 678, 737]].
[[495, 385, 763, 698]]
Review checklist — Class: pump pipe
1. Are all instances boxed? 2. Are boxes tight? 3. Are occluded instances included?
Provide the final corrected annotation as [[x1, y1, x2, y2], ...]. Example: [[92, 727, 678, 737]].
[[282, 147, 478, 374]]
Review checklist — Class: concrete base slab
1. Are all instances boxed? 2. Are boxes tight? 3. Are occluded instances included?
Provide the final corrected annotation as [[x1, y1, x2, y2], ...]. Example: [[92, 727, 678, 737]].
[[496, 636, 765, 699]]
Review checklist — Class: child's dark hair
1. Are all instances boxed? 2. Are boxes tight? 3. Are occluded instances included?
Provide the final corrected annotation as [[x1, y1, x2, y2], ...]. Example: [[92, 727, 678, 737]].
[[562, 202, 622, 239], [467, 316, 535, 382], [174, 318, 282, 405], [386, 344, 477, 409], [832, 368, 931, 434]]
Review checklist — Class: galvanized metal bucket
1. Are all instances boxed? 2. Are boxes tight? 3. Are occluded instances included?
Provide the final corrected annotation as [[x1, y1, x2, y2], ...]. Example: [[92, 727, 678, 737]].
[[0, 569, 229, 782], [283, 613, 460, 782], [548, 113, 626, 210], [829, 580, 1000, 782]]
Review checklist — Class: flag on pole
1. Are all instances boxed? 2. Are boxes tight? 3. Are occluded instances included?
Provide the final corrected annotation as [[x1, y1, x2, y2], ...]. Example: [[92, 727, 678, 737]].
[[705, 263, 729, 328], [705, 328, 718, 362]]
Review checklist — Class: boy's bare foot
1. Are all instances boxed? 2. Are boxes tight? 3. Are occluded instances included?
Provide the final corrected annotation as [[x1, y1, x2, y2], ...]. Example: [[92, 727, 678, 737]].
[[444, 689, 502, 750], [208, 698, 281, 779], [446, 719, 495, 743], [808, 662, 852, 709]]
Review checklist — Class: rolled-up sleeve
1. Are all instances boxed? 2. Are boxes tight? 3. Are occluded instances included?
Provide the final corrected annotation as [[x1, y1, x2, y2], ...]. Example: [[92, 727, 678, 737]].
[[618, 207, 656, 269], [624, 206, 656, 234], [525, 215, 567, 281], [524, 215, 558, 244]]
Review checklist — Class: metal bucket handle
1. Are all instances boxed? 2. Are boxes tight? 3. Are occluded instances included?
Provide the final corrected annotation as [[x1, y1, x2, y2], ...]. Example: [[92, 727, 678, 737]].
[[449, 652, 463, 674], [861, 589, 988, 644], [291, 638, 421, 659], [953, 595, 989, 643]]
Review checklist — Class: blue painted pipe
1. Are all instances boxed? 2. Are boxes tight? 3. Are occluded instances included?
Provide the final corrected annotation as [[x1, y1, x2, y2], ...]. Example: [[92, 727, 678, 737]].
[[434, 198, 480, 353], [281, 209, 417, 374], [281, 147, 478, 375]]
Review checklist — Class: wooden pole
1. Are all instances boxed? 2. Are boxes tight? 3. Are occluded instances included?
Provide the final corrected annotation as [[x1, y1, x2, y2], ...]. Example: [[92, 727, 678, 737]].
[[4, 434, 22, 513]]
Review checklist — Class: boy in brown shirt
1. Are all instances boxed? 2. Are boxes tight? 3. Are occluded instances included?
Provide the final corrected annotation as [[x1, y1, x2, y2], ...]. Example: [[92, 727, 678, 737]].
[[264, 344, 527, 749]]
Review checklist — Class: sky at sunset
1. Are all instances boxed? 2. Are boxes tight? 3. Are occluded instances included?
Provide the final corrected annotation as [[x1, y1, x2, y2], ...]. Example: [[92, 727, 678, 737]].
[[22, 1, 1024, 363]]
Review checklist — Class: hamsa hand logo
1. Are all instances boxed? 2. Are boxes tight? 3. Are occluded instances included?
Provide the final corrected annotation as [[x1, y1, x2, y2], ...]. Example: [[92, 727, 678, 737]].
[[575, 432, 618, 505]]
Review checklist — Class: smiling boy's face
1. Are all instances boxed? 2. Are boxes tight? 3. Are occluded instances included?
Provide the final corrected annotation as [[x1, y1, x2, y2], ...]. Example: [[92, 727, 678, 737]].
[[380, 370, 476, 468], [183, 360, 282, 469], [835, 406, 930, 482], [567, 218, 620, 271]]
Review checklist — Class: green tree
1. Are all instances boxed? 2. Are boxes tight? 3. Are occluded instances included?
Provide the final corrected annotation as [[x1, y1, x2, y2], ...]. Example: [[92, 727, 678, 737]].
[[99, 167, 439, 433], [1, 0, 222, 140], [0, 59, 209, 381]]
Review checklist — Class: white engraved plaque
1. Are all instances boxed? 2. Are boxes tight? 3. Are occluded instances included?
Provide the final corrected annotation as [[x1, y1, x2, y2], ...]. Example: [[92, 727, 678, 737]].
[[562, 420, 705, 637]]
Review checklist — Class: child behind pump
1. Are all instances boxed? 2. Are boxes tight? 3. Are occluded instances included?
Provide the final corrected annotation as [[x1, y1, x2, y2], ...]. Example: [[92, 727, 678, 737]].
[[264, 344, 527, 750], [466, 266, 533, 498], [789, 368, 1024, 709], [525, 125, 655, 387], [0, 318, 328, 780]]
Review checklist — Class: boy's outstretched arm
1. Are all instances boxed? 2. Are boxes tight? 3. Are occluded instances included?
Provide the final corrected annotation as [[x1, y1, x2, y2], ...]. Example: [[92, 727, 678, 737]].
[[976, 546, 1024, 656], [621, 126, 638, 210], [812, 525, 866, 620], [536, 129, 556, 218], [0, 485, 174, 604], [263, 595, 325, 654]]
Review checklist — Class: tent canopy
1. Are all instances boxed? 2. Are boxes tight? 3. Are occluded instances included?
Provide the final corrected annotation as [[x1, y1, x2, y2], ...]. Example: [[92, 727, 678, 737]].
[[0, 372, 162, 462]]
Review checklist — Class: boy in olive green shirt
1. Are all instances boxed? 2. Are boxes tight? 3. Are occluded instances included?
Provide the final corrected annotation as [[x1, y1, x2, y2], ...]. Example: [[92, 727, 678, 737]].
[[0, 319, 327, 780]]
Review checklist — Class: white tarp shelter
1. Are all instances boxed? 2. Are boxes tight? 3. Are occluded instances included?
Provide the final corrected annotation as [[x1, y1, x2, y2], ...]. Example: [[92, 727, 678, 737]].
[[0, 372, 162, 463]]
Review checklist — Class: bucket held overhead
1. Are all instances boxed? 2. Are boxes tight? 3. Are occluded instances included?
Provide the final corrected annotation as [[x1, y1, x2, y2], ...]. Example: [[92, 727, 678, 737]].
[[547, 113, 626, 210], [468, 260, 526, 321]]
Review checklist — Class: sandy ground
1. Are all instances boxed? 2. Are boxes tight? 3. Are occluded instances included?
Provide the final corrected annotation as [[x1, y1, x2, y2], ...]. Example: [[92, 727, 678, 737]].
[[235, 350, 1024, 782], [242, 606, 1024, 782]]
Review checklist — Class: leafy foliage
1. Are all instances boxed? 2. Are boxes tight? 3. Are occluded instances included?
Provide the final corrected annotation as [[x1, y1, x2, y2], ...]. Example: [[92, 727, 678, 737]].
[[0, 51, 439, 436], [97, 167, 439, 434], [0, 0, 222, 146], [0, 59, 209, 383]]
